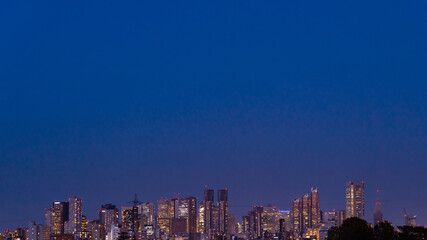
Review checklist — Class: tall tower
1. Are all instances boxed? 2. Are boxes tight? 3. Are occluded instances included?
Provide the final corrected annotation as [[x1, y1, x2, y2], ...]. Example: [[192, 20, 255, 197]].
[[373, 190, 383, 225], [217, 189, 228, 234], [50, 202, 69, 235], [203, 188, 214, 234], [157, 198, 171, 235], [291, 199, 302, 236], [310, 188, 321, 228], [301, 194, 311, 231], [197, 202, 205, 233], [99, 204, 119, 233], [187, 197, 198, 233], [345, 181, 365, 219], [68, 197, 83, 234]]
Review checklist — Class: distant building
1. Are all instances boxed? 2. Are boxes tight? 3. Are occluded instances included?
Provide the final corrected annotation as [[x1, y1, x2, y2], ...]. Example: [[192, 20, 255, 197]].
[[65, 197, 82, 235], [226, 215, 237, 235], [262, 205, 278, 234], [88, 220, 104, 240], [100, 204, 119, 234], [345, 181, 365, 219], [336, 210, 346, 226], [323, 211, 336, 225], [217, 189, 228, 234], [50, 202, 69, 236], [196, 202, 205, 234], [171, 218, 187, 235], [157, 198, 171, 235], [105, 224, 120, 240], [404, 210, 417, 227], [277, 210, 291, 232], [203, 189, 214, 234], [291, 199, 302, 235], [301, 194, 311, 231], [373, 190, 383, 225], [311, 188, 321, 228], [186, 197, 198, 234]]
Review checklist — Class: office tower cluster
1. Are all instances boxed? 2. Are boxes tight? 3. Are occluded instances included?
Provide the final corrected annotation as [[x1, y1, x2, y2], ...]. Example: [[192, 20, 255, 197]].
[[289, 188, 321, 239], [201, 189, 229, 239], [3, 181, 418, 240]]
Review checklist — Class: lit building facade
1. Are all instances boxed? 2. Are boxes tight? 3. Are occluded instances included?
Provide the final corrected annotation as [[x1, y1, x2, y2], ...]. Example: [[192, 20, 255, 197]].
[[100, 204, 119, 234], [50, 202, 69, 236], [345, 181, 365, 219], [291, 199, 302, 235], [203, 189, 214, 234], [217, 189, 228, 234], [311, 188, 321, 228]]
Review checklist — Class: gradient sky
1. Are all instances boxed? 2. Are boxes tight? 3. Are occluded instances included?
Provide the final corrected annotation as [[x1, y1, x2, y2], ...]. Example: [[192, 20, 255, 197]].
[[0, 1, 426, 230]]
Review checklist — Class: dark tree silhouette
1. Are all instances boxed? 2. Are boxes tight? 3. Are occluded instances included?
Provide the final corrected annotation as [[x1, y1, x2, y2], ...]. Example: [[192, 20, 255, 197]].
[[397, 226, 427, 240], [326, 217, 374, 240], [374, 221, 397, 240], [326, 226, 340, 240]]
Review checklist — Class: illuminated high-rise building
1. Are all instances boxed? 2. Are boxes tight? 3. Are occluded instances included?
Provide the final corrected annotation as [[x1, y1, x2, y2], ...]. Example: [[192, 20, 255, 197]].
[[277, 210, 291, 232], [301, 194, 311, 231], [373, 190, 383, 225], [323, 211, 336, 224], [157, 199, 170, 219], [345, 181, 365, 219], [66, 197, 82, 234], [138, 202, 155, 225], [186, 197, 197, 233], [310, 188, 321, 228], [121, 206, 136, 234], [157, 199, 171, 235], [262, 205, 278, 234], [226, 214, 237, 235], [177, 198, 189, 219], [45, 209, 52, 234], [197, 202, 205, 234], [248, 206, 263, 238], [336, 210, 346, 226], [242, 216, 250, 234], [88, 220, 105, 240], [212, 205, 219, 233], [217, 189, 228, 234], [291, 199, 302, 235], [203, 189, 214, 234], [50, 202, 69, 236], [100, 204, 119, 233]]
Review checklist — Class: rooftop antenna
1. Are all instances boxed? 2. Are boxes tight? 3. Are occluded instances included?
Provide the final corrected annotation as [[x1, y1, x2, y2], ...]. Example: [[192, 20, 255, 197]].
[[127, 193, 142, 206]]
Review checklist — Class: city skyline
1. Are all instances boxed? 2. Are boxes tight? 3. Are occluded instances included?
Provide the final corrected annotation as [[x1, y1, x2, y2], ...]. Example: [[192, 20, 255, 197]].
[[1, 1, 426, 237], [0, 182, 422, 232]]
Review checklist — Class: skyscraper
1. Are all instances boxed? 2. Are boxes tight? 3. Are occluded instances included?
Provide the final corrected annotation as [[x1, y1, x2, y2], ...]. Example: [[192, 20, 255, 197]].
[[345, 181, 365, 219], [249, 206, 263, 238], [50, 202, 69, 236], [301, 194, 311, 231], [99, 204, 119, 233], [197, 202, 205, 234], [277, 210, 291, 232], [373, 190, 383, 225], [157, 199, 171, 235], [186, 197, 198, 233], [67, 197, 82, 234], [203, 189, 214, 234], [291, 199, 302, 235], [310, 188, 321, 228], [262, 205, 278, 234], [217, 189, 228, 234]]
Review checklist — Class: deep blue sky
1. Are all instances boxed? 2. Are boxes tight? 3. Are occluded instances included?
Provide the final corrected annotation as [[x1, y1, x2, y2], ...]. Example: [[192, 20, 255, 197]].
[[0, 1, 426, 230]]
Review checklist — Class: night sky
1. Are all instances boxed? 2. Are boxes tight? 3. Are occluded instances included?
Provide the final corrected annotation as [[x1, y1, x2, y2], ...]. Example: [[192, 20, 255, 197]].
[[1, 1, 426, 230]]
